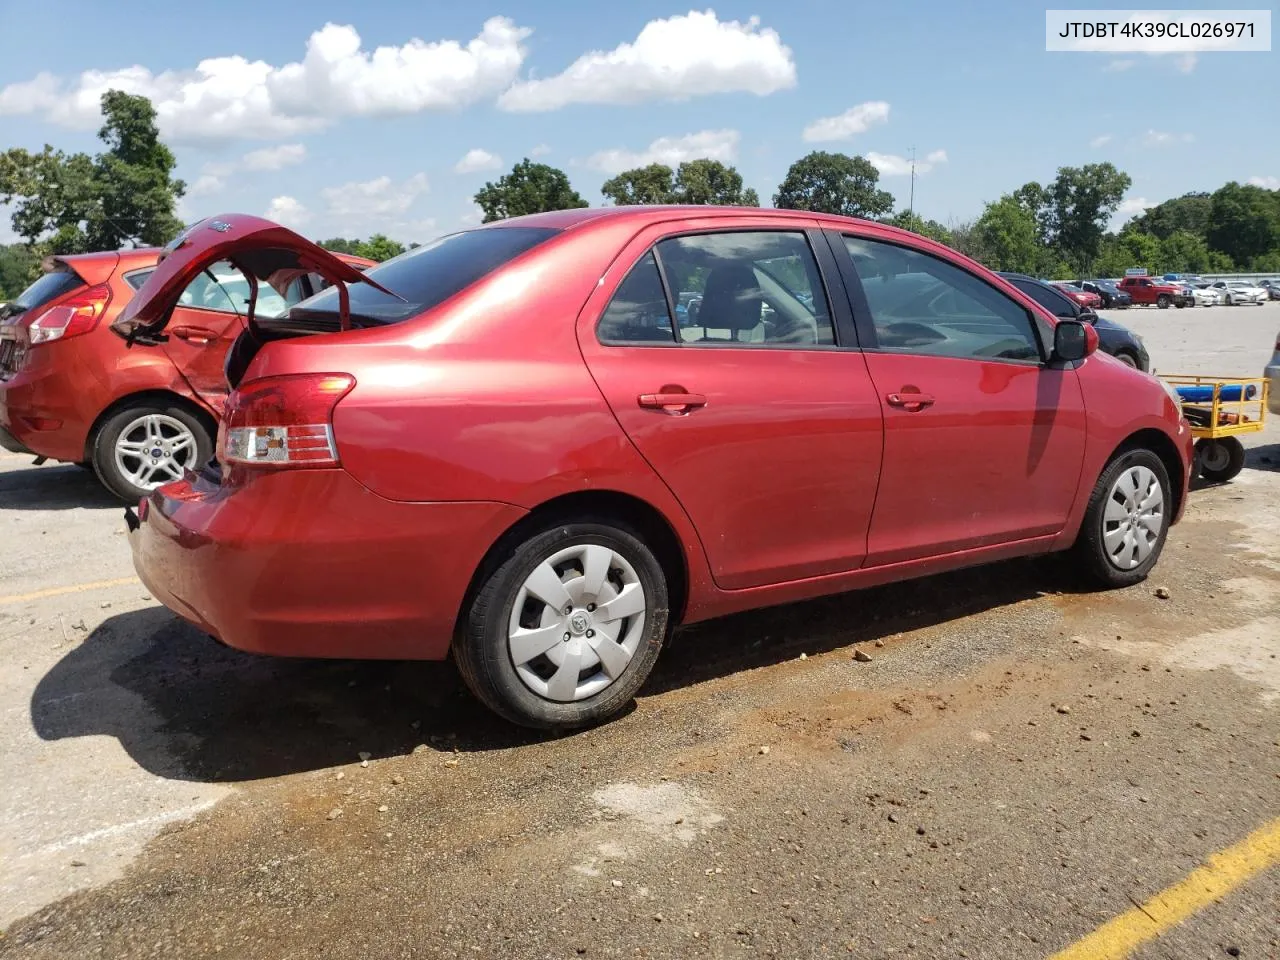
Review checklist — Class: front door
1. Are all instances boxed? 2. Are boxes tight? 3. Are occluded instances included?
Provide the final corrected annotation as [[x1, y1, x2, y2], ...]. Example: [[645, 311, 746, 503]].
[[578, 224, 884, 590], [832, 231, 1087, 566]]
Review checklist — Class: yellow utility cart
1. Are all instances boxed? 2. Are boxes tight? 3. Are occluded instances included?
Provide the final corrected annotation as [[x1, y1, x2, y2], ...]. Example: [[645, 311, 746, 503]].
[[1160, 375, 1269, 483]]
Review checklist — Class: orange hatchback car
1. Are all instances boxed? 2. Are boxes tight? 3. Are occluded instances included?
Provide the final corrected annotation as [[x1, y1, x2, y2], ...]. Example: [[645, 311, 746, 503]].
[[0, 247, 373, 500]]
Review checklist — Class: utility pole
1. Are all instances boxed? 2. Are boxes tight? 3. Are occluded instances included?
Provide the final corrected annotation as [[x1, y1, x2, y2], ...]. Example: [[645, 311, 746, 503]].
[[908, 146, 917, 218]]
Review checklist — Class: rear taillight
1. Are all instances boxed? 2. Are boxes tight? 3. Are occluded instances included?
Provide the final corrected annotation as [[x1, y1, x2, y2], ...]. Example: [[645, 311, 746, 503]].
[[220, 373, 355, 469], [27, 284, 112, 345]]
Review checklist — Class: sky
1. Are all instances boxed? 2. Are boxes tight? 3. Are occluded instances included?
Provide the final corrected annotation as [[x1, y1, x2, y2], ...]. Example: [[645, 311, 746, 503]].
[[0, 1, 1276, 245]]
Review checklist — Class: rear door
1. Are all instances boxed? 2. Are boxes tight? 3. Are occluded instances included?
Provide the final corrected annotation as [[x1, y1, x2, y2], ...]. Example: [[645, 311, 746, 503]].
[[829, 230, 1086, 566], [576, 218, 884, 590], [158, 261, 302, 413]]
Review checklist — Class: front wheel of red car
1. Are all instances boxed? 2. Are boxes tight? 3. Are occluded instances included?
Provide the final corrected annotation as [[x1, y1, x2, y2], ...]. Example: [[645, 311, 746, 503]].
[[1074, 449, 1171, 588], [455, 521, 671, 730], [91, 403, 213, 502]]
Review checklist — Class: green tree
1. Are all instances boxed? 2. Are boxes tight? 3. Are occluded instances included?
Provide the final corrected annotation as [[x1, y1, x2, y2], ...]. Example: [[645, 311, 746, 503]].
[[672, 159, 759, 206], [475, 159, 587, 223], [1129, 192, 1212, 240], [354, 234, 405, 261], [0, 243, 39, 300], [773, 152, 894, 218], [971, 195, 1042, 274], [1093, 229, 1162, 278], [0, 91, 184, 253], [601, 164, 676, 205], [1042, 163, 1131, 272], [319, 237, 360, 255], [884, 210, 953, 245], [1205, 182, 1280, 266], [1158, 229, 1212, 273]]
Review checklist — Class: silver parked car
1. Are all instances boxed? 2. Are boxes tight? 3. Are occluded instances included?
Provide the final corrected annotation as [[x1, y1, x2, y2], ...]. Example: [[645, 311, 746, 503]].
[[1267, 330, 1280, 415]]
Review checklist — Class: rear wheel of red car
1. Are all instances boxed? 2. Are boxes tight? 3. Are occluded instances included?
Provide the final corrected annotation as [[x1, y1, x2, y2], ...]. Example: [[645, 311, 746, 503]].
[[1074, 449, 1171, 588], [91, 403, 212, 502], [456, 521, 670, 730]]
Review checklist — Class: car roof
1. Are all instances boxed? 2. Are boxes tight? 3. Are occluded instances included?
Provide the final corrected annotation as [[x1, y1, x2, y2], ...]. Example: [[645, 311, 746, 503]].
[[490, 204, 889, 235]]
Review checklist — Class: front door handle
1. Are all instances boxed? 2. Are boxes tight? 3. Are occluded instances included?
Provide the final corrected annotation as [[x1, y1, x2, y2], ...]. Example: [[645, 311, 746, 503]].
[[885, 391, 936, 411], [169, 325, 218, 344], [637, 392, 708, 414]]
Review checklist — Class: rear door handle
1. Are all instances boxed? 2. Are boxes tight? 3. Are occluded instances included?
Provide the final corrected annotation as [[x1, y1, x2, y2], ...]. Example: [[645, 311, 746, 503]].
[[169, 325, 218, 344], [637, 392, 708, 414], [886, 392, 936, 410]]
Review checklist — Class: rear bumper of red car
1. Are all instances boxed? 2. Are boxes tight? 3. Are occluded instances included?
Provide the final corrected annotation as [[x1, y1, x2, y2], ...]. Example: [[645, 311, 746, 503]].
[[126, 469, 527, 660], [0, 345, 96, 463]]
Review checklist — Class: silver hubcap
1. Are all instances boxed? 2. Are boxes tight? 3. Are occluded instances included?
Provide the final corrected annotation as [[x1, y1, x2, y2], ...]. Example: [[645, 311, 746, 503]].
[[113, 414, 198, 491], [1102, 465, 1165, 570], [507, 543, 647, 702]]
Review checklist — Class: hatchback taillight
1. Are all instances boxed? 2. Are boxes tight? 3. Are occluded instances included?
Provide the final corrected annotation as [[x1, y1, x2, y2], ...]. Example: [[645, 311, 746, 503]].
[[27, 284, 112, 345], [220, 373, 355, 468]]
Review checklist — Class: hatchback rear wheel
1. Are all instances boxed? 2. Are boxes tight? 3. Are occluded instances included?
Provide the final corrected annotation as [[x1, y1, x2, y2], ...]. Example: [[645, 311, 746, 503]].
[[455, 520, 670, 729], [1074, 449, 1171, 587], [92, 404, 211, 502]]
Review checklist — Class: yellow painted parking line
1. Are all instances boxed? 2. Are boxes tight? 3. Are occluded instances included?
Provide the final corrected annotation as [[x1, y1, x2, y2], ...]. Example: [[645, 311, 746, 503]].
[[0, 576, 140, 606], [1047, 817, 1280, 960]]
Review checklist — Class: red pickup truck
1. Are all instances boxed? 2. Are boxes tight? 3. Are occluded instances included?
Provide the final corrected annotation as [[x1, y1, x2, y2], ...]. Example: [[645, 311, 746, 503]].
[[1117, 276, 1192, 309]]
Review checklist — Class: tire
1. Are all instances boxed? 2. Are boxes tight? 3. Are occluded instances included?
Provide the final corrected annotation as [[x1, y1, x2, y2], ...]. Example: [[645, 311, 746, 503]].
[[455, 520, 671, 730], [1074, 449, 1172, 588], [91, 403, 212, 502], [1113, 351, 1139, 368], [1156, 294, 1171, 309], [1196, 437, 1245, 484]]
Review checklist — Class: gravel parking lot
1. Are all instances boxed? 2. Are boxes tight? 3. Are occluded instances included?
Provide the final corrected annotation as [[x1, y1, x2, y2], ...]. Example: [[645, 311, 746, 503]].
[[1, 302, 1277, 959]]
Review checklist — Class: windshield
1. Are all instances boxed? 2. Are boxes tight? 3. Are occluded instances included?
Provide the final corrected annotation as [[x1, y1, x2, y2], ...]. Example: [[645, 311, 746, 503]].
[[280, 226, 560, 329], [4, 266, 85, 318]]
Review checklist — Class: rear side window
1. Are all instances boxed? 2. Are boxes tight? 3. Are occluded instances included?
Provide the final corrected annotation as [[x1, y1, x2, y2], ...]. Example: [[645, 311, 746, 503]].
[[286, 227, 560, 327], [656, 231, 836, 346], [124, 270, 154, 291], [9, 267, 85, 315]]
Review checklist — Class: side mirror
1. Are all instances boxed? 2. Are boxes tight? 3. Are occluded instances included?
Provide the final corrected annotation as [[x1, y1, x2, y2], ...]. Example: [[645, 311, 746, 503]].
[[1079, 309, 1098, 325], [1052, 319, 1097, 362]]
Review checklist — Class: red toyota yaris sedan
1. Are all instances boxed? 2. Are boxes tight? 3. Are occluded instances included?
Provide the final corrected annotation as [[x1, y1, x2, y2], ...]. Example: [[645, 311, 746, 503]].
[[116, 208, 1192, 729], [0, 247, 372, 501]]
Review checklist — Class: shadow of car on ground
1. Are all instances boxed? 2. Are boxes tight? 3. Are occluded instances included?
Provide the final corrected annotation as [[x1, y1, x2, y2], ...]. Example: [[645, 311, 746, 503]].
[[0, 462, 120, 511], [30, 553, 1082, 784]]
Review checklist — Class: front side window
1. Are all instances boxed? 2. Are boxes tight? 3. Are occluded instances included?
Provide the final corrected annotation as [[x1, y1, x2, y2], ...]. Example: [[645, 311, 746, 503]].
[[844, 236, 1042, 363], [655, 231, 836, 346], [1008, 277, 1075, 319]]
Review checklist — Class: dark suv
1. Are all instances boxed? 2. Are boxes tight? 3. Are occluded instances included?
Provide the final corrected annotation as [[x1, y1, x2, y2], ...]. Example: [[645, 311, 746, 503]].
[[997, 273, 1150, 370]]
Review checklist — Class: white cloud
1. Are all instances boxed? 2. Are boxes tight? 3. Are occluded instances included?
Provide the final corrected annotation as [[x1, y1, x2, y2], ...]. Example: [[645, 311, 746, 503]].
[[242, 143, 307, 171], [1114, 196, 1155, 223], [1089, 134, 1113, 148], [1174, 53, 1198, 73], [0, 17, 530, 143], [460, 205, 485, 225], [866, 149, 947, 177], [265, 196, 310, 228], [1141, 129, 1194, 147], [498, 11, 795, 112], [187, 174, 226, 197], [1248, 176, 1280, 190], [1103, 59, 1135, 72], [322, 172, 430, 221], [530, 143, 552, 157], [585, 129, 740, 175], [802, 101, 890, 142], [454, 148, 502, 174]]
